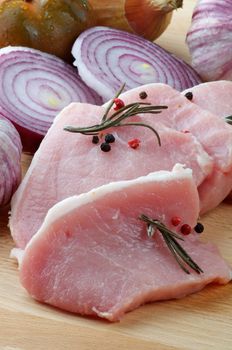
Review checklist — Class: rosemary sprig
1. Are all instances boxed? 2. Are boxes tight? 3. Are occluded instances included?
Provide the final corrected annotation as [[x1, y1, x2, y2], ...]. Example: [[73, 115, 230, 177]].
[[64, 88, 168, 147], [225, 115, 232, 125], [106, 103, 167, 122], [101, 83, 126, 123], [139, 214, 203, 275]]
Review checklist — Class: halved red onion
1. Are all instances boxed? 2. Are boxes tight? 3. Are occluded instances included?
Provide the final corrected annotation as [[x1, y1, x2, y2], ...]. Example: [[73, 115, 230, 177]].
[[0, 46, 102, 153], [0, 117, 22, 206], [72, 26, 202, 101]]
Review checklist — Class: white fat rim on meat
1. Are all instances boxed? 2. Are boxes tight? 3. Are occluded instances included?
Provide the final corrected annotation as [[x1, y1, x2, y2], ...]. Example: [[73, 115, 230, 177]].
[[24, 164, 193, 252], [10, 248, 25, 268], [183, 80, 232, 92], [102, 83, 171, 108]]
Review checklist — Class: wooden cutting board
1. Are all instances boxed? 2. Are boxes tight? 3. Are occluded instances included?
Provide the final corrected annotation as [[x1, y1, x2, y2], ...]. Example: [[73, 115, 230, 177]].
[[0, 2, 232, 349]]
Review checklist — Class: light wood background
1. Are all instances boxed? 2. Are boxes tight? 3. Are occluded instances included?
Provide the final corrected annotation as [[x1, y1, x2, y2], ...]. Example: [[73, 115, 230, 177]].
[[1, 1, 232, 349]]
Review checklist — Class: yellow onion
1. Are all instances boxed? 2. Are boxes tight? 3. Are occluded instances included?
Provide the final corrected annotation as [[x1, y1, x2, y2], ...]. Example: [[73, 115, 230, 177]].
[[88, 0, 183, 40]]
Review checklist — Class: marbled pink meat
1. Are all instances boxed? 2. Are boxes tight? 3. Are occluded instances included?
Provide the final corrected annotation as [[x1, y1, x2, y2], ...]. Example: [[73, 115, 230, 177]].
[[183, 81, 232, 199], [183, 81, 232, 119], [117, 84, 232, 213], [19, 167, 231, 321], [10, 101, 212, 248]]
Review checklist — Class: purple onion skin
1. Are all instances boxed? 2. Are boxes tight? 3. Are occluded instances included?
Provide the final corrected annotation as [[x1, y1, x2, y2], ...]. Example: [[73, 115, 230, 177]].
[[186, 0, 232, 81], [0, 116, 22, 207]]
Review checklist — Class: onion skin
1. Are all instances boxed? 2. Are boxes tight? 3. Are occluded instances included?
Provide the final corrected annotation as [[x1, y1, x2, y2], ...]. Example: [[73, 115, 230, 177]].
[[186, 0, 232, 81], [0, 117, 22, 207], [0, 0, 94, 61], [88, 0, 183, 40]]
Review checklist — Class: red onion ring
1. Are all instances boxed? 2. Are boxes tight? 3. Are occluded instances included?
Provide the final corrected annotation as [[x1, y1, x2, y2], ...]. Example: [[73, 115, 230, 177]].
[[72, 26, 202, 101], [0, 46, 102, 153], [0, 117, 22, 206]]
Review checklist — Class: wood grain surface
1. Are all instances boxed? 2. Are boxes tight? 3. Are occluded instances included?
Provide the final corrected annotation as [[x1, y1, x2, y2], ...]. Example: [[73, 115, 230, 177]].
[[0, 1, 232, 349]]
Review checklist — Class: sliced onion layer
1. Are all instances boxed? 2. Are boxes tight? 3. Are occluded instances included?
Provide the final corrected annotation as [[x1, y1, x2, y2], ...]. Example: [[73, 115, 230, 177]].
[[72, 26, 202, 101], [0, 46, 103, 153], [0, 117, 22, 206]]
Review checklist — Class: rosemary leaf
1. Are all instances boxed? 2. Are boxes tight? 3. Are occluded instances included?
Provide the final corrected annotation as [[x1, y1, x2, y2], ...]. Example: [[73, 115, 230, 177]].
[[139, 214, 184, 241], [167, 233, 203, 274], [225, 115, 232, 125], [101, 83, 126, 122], [107, 104, 167, 121], [139, 214, 203, 275], [107, 102, 150, 121], [162, 233, 191, 274], [118, 122, 161, 146]]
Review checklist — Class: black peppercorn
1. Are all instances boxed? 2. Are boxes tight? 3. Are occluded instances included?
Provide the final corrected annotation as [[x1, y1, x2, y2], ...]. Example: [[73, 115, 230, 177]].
[[100, 142, 111, 152], [139, 91, 148, 100], [105, 133, 115, 143], [92, 135, 99, 144], [185, 92, 193, 101], [194, 222, 204, 234]]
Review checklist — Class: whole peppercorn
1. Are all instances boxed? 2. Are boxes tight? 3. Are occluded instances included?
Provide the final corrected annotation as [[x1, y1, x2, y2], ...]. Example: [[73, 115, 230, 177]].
[[105, 133, 115, 143], [194, 222, 204, 234], [139, 91, 148, 100], [171, 216, 181, 227], [92, 135, 99, 144], [128, 138, 141, 149], [113, 98, 125, 110], [180, 224, 192, 235], [100, 142, 111, 152], [185, 91, 193, 101]]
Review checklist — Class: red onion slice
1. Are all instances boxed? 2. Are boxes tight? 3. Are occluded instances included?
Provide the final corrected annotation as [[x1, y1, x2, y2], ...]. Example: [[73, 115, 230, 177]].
[[0, 46, 102, 153], [72, 27, 202, 101], [0, 117, 22, 206]]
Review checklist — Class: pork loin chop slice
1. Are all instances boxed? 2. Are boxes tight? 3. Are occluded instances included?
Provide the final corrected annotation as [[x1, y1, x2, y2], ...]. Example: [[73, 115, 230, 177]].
[[183, 81, 232, 120], [10, 103, 212, 249], [18, 166, 231, 322], [183, 81, 232, 199], [116, 84, 232, 213]]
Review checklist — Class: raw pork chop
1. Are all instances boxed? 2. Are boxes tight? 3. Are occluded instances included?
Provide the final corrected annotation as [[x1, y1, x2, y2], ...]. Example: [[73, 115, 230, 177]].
[[18, 166, 231, 321], [10, 103, 212, 248], [116, 84, 232, 213], [183, 81, 232, 200], [183, 81, 232, 120]]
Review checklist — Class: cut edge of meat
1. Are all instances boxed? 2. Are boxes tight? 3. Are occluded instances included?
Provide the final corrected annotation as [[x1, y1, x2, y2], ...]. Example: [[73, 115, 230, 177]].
[[10, 248, 24, 268], [199, 167, 232, 213], [25, 163, 193, 250], [93, 273, 232, 321]]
